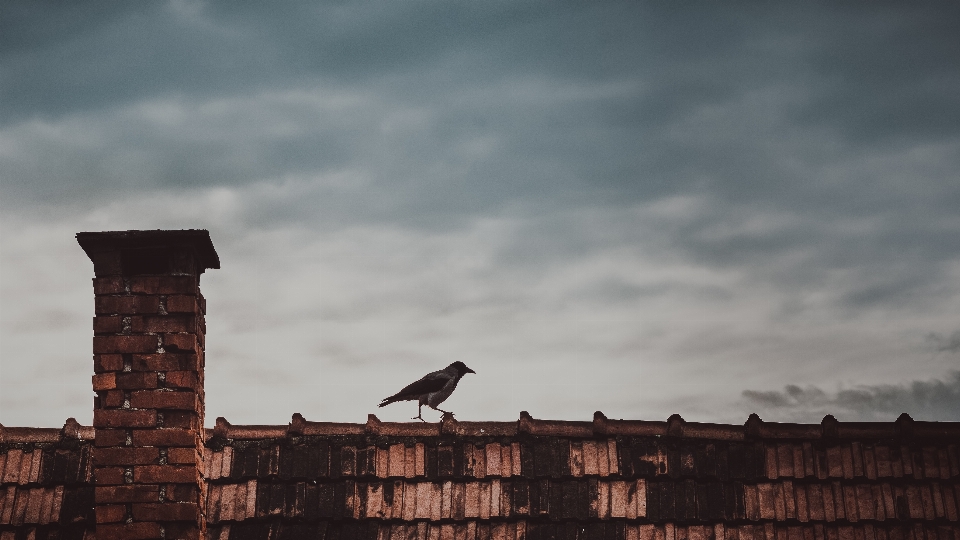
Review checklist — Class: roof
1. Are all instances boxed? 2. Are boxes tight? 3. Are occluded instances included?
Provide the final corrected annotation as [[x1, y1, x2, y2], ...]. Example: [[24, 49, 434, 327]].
[[3, 413, 958, 540], [200, 412, 960, 540], [0, 420, 95, 540]]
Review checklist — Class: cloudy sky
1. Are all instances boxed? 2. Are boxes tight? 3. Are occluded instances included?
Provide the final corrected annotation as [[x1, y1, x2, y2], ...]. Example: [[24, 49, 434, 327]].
[[2, 1, 959, 428]]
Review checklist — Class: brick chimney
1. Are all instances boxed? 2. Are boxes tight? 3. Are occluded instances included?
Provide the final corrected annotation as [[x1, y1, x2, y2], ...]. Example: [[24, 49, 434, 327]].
[[77, 230, 219, 540]]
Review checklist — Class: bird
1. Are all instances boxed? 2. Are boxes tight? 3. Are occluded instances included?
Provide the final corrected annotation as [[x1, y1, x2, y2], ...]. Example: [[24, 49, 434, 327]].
[[379, 361, 476, 421]]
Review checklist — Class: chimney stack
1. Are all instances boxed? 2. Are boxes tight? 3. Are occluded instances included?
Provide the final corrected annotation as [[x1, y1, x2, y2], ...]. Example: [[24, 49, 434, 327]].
[[77, 230, 219, 540]]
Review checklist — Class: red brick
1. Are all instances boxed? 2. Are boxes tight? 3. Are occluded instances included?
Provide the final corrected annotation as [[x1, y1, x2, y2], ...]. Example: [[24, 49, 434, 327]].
[[94, 409, 157, 429], [95, 484, 160, 503], [94, 295, 160, 315], [92, 373, 117, 391], [131, 502, 199, 521], [96, 521, 162, 540], [132, 428, 196, 447], [115, 372, 159, 390], [95, 467, 127, 485], [166, 448, 198, 465], [94, 315, 122, 334], [94, 504, 127, 523], [95, 429, 128, 447], [162, 411, 200, 430], [166, 295, 197, 313], [167, 483, 200, 503], [94, 335, 158, 354], [94, 354, 125, 373], [131, 314, 196, 334], [130, 390, 197, 410], [129, 275, 197, 295], [165, 371, 199, 390], [132, 353, 199, 372], [162, 334, 197, 352], [93, 276, 126, 294], [101, 390, 125, 408], [134, 465, 198, 484], [95, 447, 160, 466]]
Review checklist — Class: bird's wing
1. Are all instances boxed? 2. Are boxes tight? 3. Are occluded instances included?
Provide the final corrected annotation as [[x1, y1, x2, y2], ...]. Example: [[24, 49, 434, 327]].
[[381, 370, 451, 402]]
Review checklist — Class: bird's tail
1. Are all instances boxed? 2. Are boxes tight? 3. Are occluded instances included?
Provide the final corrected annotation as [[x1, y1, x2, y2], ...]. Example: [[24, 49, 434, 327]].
[[378, 396, 398, 407]]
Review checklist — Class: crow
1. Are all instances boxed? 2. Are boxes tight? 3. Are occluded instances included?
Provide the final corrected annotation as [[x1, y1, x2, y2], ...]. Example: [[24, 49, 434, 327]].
[[379, 361, 476, 421]]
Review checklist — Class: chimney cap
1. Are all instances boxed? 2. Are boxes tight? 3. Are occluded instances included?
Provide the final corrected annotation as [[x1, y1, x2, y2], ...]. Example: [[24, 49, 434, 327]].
[[77, 229, 220, 271]]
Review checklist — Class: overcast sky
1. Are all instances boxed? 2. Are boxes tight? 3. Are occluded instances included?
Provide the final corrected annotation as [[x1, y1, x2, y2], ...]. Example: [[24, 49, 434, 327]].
[[2, 1, 959, 428]]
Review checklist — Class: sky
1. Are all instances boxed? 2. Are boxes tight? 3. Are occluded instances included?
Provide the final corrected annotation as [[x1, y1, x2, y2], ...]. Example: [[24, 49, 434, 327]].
[[1, 1, 959, 428]]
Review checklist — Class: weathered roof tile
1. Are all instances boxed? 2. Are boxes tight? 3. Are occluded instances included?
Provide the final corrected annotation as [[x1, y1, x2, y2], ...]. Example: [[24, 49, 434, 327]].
[[414, 443, 426, 478], [583, 440, 600, 476], [0, 485, 12, 524], [219, 484, 240, 521], [783, 480, 797, 520], [209, 449, 223, 480], [850, 442, 864, 478], [599, 439, 613, 476], [385, 444, 402, 478], [38, 486, 55, 525], [840, 444, 855, 479], [777, 445, 793, 478], [841, 484, 858, 521], [483, 444, 500, 477], [220, 445, 234, 479], [478, 480, 492, 519], [11, 486, 28, 526], [28, 449, 42, 484], [23, 487, 42, 524], [2, 449, 22, 484]]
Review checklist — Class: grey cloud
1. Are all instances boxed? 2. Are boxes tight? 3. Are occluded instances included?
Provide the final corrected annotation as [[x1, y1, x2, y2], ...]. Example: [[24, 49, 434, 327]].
[[742, 371, 960, 422], [927, 331, 960, 353], [1, 2, 636, 123]]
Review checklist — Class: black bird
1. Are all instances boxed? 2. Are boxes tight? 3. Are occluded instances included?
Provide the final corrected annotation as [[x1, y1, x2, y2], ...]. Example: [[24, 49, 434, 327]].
[[379, 362, 476, 421]]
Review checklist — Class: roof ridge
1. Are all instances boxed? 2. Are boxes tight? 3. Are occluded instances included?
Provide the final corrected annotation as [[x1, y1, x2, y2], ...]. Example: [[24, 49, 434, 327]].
[[0, 418, 95, 443], [200, 411, 960, 441]]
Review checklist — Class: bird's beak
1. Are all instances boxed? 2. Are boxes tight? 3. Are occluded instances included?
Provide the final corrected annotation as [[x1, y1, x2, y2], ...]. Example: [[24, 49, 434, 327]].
[[466, 367, 476, 374]]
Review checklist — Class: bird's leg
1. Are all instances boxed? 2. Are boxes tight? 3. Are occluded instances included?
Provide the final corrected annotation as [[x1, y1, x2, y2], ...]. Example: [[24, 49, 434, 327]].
[[432, 405, 455, 418], [412, 403, 427, 422]]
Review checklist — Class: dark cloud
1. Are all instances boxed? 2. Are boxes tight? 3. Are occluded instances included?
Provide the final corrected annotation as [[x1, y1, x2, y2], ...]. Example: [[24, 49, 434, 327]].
[[791, 3, 960, 146], [742, 371, 960, 422]]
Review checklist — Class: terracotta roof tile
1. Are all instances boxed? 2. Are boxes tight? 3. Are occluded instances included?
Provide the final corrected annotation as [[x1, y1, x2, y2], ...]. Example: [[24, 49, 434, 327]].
[[840, 445, 855, 479], [2, 450, 22, 484], [0, 485, 13, 524], [207, 482, 222, 522], [874, 445, 893, 478], [16, 450, 32, 486], [10, 486, 28, 526], [387, 444, 404, 478], [903, 445, 918, 477], [208, 448, 223, 480]]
